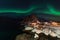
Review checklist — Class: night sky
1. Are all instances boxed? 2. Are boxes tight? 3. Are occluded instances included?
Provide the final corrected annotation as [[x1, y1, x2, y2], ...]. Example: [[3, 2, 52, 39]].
[[0, 0, 60, 40], [0, 0, 59, 21], [0, 0, 60, 15]]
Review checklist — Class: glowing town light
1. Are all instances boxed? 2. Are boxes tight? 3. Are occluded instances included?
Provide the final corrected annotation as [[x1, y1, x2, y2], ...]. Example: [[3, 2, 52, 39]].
[[23, 14, 60, 38]]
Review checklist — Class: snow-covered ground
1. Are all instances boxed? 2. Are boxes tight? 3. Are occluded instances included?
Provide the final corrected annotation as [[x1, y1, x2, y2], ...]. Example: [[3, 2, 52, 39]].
[[24, 25, 60, 38]]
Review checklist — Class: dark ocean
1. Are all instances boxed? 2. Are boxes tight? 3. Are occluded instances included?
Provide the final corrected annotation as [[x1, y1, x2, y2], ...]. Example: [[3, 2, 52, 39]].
[[0, 13, 28, 40]]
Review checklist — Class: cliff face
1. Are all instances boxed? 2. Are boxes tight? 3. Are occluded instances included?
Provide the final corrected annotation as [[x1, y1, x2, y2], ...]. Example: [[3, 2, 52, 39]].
[[21, 14, 39, 25]]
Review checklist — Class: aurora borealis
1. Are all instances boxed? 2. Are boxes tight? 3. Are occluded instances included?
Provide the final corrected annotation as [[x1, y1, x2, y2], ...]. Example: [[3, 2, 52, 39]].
[[0, 0, 59, 22], [42, 5, 60, 16], [0, 0, 59, 16], [0, 4, 60, 16], [0, 6, 35, 13]]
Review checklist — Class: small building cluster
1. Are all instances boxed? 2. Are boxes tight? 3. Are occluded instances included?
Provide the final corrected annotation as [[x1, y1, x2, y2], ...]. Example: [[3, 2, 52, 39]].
[[22, 14, 60, 39]]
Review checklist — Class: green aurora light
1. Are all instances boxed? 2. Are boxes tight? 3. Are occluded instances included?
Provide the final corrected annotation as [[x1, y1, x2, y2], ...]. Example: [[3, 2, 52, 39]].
[[40, 5, 60, 16], [0, 5, 60, 16], [0, 6, 37, 13]]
